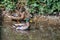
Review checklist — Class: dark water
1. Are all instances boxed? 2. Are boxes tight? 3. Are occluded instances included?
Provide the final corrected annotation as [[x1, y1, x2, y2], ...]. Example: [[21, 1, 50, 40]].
[[0, 20, 3, 40], [0, 9, 2, 40], [0, 27, 2, 40]]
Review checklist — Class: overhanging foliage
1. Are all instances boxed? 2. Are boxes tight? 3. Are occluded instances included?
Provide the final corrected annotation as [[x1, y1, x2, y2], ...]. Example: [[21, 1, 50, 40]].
[[27, 0, 60, 15], [1, 0, 16, 11]]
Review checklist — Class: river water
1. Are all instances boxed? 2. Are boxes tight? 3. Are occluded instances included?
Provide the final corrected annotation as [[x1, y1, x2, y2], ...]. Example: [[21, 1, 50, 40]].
[[1, 21, 60, 40]]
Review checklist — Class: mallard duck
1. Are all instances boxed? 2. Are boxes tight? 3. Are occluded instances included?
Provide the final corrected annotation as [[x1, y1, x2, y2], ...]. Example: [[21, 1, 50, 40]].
[[13, 23, 29, 30]]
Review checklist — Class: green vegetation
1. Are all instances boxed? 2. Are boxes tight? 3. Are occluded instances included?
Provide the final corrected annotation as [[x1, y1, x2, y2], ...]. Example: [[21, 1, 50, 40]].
[[0, 0, 60, 15], [27, 0, 60, 15], [1, 0, 16, 11]]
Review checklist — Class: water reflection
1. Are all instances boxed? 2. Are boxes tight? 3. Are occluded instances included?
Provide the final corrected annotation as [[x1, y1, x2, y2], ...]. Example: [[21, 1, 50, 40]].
[[16, 29, 30, 34]]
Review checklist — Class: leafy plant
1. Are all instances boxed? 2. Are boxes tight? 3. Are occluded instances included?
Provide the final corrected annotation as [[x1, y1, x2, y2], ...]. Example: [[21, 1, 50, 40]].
[[27, 0, 60, 15], [2, 0, 16, 11]]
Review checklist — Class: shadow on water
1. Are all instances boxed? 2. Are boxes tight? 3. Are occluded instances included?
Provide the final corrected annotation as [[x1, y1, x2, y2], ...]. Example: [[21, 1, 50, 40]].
[[0, 27, 1, 40], [0, 8, 3, 40]]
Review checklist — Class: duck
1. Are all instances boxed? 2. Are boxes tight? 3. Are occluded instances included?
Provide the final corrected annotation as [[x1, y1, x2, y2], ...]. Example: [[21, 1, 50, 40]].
[[13, 23, 29, 30]]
